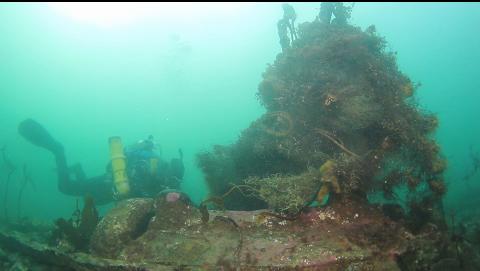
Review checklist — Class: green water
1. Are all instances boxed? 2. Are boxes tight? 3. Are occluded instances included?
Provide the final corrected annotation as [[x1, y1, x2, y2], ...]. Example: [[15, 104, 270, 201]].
[[0, 2, 479, 221]]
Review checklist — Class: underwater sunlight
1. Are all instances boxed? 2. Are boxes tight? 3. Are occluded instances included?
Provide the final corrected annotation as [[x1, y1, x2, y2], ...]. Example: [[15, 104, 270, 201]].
[[48, 2, 252, 28]]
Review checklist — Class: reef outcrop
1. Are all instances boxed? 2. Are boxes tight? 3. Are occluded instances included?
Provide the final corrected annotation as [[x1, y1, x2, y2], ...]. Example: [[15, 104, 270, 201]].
[[197, 9, 447, 234], [2, 192, 479, 269]]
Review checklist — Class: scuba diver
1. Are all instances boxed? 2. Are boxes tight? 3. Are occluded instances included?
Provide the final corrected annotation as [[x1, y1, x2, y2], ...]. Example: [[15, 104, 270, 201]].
[[277, 3, 297, 51], [17, 119, 185, 205]]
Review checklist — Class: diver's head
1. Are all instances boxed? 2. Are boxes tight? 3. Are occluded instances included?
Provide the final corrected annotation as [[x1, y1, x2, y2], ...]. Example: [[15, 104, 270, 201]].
[[126, 135, 161, 179], [139, 138, 154, 151], [129, 135, 156, 153]]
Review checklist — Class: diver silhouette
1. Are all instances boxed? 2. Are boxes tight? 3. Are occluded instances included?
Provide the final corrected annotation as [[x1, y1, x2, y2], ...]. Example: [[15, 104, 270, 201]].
[[18, 118, 184, 205]]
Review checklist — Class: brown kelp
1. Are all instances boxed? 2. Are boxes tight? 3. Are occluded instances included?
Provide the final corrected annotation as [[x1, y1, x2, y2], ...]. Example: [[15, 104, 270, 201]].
[[197, 5, 447, 229], [17, 164, 36, 220], [50, 195, 99, 251], [1, 146, 17, 221], [463, 145, 480, 182]]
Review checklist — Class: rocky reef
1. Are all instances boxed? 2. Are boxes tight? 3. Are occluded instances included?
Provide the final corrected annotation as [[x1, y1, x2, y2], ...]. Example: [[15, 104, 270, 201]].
[[1, 191, 480, 270]]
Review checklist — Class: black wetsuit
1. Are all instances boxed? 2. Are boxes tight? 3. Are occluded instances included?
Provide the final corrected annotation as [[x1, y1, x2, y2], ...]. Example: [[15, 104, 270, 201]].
[[18, 119, 184, 205]]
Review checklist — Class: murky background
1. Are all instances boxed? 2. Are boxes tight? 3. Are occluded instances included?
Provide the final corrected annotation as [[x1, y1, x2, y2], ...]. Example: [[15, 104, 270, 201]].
[[0, 2, 479, 221]]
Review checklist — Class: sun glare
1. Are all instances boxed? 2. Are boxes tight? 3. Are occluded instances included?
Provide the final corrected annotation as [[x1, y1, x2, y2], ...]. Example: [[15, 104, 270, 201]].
[[48, 2, 251, 28]]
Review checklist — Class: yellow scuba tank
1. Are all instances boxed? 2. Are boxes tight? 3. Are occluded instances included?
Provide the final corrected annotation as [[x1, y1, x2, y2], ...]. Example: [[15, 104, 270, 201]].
[[109, 136, 130, 197], [149, 157, 158, 176]]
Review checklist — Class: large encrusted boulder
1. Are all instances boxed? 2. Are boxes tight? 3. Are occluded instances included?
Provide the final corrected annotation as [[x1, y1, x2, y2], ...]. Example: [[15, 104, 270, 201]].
[[90, 198, 154, 258], [147, 189, 202, 231]]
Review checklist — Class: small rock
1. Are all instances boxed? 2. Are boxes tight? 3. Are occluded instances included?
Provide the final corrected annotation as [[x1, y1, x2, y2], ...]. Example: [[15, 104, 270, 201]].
[[90, 198, 154, 258]]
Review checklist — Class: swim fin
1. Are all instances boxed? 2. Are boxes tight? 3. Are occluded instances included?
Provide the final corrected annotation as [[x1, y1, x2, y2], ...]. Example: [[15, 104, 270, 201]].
[[18, 118, 64, 156]]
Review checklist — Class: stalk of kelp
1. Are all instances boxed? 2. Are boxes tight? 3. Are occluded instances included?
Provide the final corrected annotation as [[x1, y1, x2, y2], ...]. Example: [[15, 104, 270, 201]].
[[17, 164, 36, 220], [1, 146, 17, 221]]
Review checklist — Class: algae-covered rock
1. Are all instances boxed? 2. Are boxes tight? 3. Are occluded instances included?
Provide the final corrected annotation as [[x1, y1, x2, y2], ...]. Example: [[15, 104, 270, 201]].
[[90, 198, 154, 258], [147, 190, 202, 231]]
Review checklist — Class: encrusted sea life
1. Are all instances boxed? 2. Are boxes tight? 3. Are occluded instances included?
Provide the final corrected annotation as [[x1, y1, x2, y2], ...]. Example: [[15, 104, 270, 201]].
[[316, 184, 330, 204], [317, 160, 341, 204], [198, 13, 446, 223], [324, 94, 337, 106]]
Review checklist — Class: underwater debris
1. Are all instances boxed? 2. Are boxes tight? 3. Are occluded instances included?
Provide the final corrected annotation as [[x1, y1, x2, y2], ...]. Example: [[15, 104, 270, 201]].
[[50, 195, 99, 251], [197, 3, 447, 234]]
